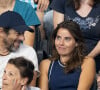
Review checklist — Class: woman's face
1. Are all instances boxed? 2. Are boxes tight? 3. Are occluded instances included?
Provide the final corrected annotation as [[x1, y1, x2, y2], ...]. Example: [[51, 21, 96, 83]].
[[55, 28, 77, 56], [2, 63, 25, 90]]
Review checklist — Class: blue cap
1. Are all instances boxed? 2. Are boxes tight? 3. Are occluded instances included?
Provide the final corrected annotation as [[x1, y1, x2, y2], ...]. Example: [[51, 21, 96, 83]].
[[0, 11, 34, 33]]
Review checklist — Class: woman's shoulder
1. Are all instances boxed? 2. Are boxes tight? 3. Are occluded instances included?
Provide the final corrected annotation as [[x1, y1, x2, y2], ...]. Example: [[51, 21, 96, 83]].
[[81, 56, 96, 70], [40, 59, 51, 65], [39, 59, 54, 76], [78, 57, 96, 90], [39, 59, 52, 72]]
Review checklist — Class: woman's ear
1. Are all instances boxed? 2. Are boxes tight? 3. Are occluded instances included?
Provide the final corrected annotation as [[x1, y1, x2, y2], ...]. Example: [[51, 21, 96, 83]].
[[75, 43, 78, 47], [20, 78, 28, 85]]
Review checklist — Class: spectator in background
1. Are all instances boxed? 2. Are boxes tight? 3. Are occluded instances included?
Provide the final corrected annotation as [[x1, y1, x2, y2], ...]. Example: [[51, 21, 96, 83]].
[[0, 11, 39, 88], [2, 57, 34, 90], [39, 20, 96, 90], [0, 0, 40, 47]]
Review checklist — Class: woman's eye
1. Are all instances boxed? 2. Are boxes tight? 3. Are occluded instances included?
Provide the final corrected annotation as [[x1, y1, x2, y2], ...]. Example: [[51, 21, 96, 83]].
[[8, 72, 14, 76], [65, 37, 71, 41], [56, 36, 61, 40], [4, 70, 6, 73]]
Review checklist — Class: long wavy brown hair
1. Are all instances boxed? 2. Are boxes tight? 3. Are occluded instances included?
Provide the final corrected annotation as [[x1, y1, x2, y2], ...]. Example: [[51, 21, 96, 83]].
[[66, 0, 100, 10], [50, 20, 86, 72]]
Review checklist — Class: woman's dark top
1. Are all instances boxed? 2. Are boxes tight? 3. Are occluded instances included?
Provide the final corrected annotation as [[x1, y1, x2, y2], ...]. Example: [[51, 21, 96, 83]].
[[48, 60, 81, 90]]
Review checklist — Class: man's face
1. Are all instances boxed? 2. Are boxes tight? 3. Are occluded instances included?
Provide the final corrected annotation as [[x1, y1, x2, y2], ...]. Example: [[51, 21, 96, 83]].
[[7, 29, 24, 52], [13, 34, 24, 51], [0, 28, 24, 52]]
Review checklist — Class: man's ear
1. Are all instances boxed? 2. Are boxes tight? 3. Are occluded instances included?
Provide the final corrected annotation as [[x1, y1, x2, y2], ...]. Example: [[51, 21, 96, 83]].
[[20, 78, 28, 85]]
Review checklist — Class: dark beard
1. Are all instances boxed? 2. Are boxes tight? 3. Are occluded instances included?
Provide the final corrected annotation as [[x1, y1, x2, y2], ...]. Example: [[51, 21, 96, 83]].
[[2, 38, 13, 52], [7, 43, 17, 52], [9, 40, 22, 52], [9, 44, 17, 52]]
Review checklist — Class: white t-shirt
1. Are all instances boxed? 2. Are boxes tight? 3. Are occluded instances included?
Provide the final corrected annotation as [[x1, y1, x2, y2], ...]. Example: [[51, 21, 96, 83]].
[[0, 44, 39, 88], [13, 44, 39, 72]]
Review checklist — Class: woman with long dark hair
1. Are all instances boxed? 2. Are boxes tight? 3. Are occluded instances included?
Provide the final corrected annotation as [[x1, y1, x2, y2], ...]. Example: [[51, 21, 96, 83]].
[[39, 20, 96, 90]]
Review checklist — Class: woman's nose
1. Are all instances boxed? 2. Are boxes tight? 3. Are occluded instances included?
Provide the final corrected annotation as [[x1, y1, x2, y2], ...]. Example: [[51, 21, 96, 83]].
[[59, 39, 64, 45], [3, 73, 7, 80]]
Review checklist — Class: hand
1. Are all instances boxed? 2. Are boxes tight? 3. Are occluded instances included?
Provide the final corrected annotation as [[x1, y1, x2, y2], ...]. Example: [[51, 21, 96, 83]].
[[34, 0, 49, 11]]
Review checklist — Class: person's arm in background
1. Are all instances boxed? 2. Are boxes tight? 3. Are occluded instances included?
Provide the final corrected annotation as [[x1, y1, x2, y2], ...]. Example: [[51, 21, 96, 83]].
[[34, 0, 49, 11], [50, 0, 65, 28], [77, 57, 96, 90], [34, 0, 50, 39], [53, 10, 64, 29], [39, 59, 51, 90], [36, 10, 45, 39], [88, 41, 100, 58], [24, 26, 35, 47]]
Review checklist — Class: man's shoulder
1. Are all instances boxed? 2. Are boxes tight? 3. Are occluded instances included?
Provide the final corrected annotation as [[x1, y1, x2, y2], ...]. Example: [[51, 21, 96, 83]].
[[18, 44, 35, 52], [14, 44, 37, 58]]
